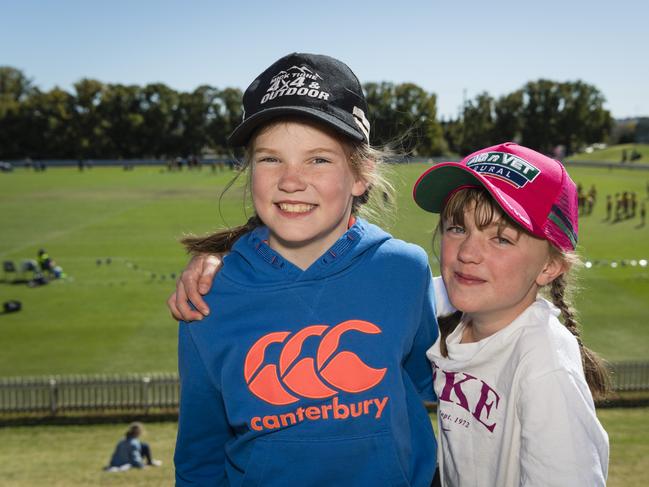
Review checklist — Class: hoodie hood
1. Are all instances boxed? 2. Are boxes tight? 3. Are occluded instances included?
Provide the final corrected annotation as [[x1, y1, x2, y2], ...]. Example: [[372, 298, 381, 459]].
[[220, 217, 392, 287]]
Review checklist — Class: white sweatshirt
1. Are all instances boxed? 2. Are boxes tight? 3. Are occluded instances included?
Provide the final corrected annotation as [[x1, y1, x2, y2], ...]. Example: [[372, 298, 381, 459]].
[[427, 298, 609, 487]]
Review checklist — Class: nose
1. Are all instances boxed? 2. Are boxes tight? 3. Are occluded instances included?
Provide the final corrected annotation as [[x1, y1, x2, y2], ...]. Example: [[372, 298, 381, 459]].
[[277, 162, 307, 193], [456, 233, 483, 264]]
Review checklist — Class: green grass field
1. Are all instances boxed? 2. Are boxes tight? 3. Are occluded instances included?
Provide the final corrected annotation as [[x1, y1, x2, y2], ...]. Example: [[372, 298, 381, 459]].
[[1, 163, 648, 486], [570, 143, 649, 164], [1, 408, 647, 486], [1, 163, 648, 376]]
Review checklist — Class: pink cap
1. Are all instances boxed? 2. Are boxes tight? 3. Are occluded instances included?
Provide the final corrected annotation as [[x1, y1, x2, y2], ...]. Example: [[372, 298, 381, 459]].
[[412, 142, 578, 251]]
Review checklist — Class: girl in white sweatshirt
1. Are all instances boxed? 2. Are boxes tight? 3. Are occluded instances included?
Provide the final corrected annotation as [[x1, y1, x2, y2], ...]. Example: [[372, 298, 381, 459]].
[[413, 142, 609, 487]]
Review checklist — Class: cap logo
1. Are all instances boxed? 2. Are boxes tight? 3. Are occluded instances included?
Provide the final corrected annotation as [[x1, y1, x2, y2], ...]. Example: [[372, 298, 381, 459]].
[[466, 152, 540, 188], [260, 64, 330, 105]]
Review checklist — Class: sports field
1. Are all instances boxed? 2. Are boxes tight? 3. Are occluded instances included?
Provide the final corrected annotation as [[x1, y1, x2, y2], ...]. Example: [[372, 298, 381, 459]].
[[1, 162, 648, 486], [1, 162, 648, 376], [0, 408, 647, 487]]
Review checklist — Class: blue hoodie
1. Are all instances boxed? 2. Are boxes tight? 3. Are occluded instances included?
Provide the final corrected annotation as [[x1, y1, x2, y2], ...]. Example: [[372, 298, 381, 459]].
[[175, 218, 438, 486]]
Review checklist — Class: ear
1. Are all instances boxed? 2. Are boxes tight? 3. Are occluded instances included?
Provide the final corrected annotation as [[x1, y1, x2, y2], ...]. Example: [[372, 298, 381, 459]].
[[350, 158, 372, 197], [351, 178, 369, 197], [535, 255, 568, 287]]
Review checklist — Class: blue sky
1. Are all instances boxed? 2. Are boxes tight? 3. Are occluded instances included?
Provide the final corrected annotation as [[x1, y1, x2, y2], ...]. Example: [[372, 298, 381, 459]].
[[1, 0, 647, 119]]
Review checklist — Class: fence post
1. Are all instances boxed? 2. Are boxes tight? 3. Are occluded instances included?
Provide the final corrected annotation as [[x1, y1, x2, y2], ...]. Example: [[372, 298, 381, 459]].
[[142, 376, 151, 414], [49, 378, 58, 415]]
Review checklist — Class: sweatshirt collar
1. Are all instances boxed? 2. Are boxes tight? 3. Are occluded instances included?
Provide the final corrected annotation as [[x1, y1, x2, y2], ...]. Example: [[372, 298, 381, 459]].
[[248, 219, 365, 272]]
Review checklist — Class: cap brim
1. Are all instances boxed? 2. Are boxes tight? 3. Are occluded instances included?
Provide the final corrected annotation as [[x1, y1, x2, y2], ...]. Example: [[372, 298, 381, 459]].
[[228, 106, 366, 146], [413, 162, 535, 234]]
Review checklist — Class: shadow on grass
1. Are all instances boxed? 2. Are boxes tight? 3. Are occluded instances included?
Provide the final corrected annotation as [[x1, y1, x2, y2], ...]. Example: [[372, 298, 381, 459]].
[[0, 409, 179, 427]]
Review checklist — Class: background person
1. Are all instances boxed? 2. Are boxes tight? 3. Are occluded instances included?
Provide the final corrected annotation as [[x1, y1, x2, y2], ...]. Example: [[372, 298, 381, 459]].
[[106, 422, 161, 471], [37, 249, 53, 274]]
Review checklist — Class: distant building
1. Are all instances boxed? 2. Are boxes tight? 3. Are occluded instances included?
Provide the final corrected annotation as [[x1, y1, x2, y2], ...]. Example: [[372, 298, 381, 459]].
[[613, 117, 649, 144], [635, 117, 649, 144]]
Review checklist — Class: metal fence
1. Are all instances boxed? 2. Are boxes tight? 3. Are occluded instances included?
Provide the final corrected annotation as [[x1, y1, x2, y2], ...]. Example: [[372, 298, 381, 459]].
[[1, 362, 648, 414]]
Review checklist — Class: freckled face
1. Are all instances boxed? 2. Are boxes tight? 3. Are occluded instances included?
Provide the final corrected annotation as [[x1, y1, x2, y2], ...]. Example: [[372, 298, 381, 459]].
[[440, 205, 554, 328], [251, 120, 367, 268]]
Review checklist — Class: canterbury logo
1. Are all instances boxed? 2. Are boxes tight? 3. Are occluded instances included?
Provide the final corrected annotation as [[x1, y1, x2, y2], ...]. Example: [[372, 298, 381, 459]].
[[244, 320, 387, 405]]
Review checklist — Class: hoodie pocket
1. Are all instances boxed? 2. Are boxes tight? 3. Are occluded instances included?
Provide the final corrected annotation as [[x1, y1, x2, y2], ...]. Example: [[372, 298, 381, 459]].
[[241, 432, 411, 487]]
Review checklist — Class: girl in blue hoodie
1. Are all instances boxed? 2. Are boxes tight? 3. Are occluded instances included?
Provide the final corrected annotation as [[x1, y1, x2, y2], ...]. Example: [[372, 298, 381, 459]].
[[173, 52, 441, 487]]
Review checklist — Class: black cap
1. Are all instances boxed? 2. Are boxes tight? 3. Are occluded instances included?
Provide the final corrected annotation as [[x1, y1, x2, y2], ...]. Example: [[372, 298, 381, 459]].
[[228, 52, 370, 146]]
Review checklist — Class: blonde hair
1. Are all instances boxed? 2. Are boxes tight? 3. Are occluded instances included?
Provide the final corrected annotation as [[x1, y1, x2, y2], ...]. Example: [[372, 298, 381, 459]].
[[182, 116, 395, 254], [435, 187, 610, 400], [546, 248, 610, 400]]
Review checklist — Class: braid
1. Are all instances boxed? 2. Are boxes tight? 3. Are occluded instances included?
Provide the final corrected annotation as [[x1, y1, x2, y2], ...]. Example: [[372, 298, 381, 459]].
[[181, 215, 263, 255], [550, 275, 583, 348], [549, 271, 610, 400]]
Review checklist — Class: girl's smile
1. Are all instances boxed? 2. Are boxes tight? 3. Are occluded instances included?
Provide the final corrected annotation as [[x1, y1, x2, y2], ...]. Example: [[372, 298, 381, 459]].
[[274, 201, 317, 216], [452, 271, 486, 285]]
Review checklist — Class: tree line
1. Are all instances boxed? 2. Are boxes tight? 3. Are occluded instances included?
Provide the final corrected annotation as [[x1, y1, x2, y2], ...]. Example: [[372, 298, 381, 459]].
[[0, 66, 612, 160]]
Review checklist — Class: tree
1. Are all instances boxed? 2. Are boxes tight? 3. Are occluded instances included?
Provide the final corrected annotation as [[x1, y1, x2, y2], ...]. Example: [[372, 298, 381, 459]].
[[363, 82, 445, 155], [72, 78, 108, 158], [519, 79, 563, 153], [0, 66, 614, 160], [555, 80, 612, 154], [493, 90, 523, 144], [0, 66, 35, 109], [459, 92, 496, 154], [23, 88, 77, 158], [139, 82, 180, 158], [0, 67, 36, 158], [363, 82, 398, 147], [99, 84, 145, 158], [209, 87, 243, 153], [440, 117, 463, 156], [514, 79, 612, 155], [610, 119, 636, 145], [393, 83, 446, 156], [175, 85, 219, 157]]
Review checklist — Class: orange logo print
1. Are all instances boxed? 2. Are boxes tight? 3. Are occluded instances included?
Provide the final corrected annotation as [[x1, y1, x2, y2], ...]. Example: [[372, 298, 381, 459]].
[[244, 320, 387, 405]]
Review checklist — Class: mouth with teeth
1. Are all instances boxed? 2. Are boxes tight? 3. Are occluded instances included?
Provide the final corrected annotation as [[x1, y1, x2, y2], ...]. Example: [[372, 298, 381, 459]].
[[276, 202, 317, 214]]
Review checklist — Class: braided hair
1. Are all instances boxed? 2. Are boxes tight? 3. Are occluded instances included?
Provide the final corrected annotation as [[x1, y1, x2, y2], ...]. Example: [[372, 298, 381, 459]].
[[547, 253, 611, 401]]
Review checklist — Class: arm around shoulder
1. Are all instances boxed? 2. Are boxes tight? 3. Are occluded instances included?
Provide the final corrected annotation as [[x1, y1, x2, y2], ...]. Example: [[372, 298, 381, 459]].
[[394, 241, 454, 318]]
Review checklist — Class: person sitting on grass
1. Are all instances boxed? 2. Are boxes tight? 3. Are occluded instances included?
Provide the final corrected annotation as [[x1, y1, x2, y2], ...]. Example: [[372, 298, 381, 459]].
[[37, 249, 53, 274], [105, 422, 162, 471], [36, 248, 67, 279]]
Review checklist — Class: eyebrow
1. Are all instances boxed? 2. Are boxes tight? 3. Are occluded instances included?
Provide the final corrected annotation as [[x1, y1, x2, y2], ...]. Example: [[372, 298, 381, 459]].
[[492, 222, 522, 240], [252, 147, 279, 154], [304, 147, 342, 155], [448, 217, 521, 236], [252, 147, 343, 156]]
